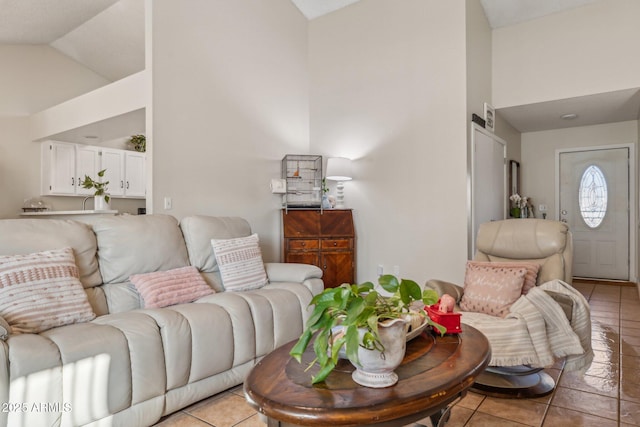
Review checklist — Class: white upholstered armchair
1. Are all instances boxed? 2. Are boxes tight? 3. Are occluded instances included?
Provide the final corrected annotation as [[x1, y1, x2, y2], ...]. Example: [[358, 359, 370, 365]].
[[427, 219, 592, 398]]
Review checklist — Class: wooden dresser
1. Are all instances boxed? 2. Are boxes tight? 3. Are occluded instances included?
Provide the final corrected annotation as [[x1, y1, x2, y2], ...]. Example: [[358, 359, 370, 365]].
[[282, 209, 355, 288]]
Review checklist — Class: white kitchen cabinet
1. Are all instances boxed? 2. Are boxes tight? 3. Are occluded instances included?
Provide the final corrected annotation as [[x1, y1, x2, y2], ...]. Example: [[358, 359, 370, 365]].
[[41, 141, 145, 199], [100, 148, 125, 197], [99, 149, 145, 198], [124, 151, 146, 198], [75, 145, 101, 196], [42, 141, 99, 196]]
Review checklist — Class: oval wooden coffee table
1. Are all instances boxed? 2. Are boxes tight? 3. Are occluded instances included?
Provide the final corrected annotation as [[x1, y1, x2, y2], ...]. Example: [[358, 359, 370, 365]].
[[244, 324, 490, 427]]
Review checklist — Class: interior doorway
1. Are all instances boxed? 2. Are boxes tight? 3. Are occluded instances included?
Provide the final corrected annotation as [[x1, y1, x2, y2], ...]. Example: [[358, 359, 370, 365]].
[[469, 123, 507, 258], [557, 146, 632, 281]]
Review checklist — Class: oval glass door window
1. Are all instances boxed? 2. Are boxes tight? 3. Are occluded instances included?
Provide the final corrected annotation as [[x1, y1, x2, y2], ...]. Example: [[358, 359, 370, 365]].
[[578, 165, 608, 228]]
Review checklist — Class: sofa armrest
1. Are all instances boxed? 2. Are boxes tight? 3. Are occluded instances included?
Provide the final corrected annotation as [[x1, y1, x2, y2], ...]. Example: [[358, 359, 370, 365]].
[[425, 279, 464, 303], [0, 316, 11, 341], [265, 263, 323, 283]]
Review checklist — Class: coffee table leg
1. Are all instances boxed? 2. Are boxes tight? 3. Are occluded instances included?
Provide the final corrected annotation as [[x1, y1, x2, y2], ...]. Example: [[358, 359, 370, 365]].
[[428, 406, 451, 427]]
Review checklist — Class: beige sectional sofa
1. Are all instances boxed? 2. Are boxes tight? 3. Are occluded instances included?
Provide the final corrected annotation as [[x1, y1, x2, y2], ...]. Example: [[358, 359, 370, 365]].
[[0, 214, 323, 427]]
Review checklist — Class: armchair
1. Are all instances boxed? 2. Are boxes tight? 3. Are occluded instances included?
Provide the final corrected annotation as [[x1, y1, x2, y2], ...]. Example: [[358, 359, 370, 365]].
[[427, 219, 592, 398]]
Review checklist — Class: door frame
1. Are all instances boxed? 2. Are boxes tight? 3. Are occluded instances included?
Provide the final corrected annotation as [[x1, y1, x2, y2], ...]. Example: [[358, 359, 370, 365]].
[[554, 143, 637, 282], [468, 123, 507, 259]]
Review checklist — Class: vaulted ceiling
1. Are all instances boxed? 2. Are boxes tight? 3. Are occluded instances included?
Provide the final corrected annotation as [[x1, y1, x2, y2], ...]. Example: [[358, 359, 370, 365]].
[[1, 0, 636, 132]]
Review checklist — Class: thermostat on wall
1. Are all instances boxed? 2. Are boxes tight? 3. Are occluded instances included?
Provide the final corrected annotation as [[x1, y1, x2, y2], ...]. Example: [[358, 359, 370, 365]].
[[270, 179, 286, 194]]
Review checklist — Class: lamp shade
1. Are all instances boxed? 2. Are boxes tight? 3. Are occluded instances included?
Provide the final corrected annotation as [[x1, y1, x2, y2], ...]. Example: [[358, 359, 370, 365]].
[[325, 157, 353, 181]]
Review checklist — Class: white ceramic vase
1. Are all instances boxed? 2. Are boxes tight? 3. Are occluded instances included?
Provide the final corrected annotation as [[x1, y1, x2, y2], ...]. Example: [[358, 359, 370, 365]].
[[94, 195, 110, 211], [349, 318, 408, 388]]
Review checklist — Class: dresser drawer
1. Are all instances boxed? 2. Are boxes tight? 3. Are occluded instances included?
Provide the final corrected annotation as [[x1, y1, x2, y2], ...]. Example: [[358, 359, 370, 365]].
[[288, 239, 319, 251], [321, 239, 352, 249]]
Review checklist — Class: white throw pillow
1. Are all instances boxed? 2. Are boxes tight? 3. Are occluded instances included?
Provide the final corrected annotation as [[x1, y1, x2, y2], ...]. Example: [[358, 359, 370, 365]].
[[211, 234, 268, 292], [0, 247, 96, 334]]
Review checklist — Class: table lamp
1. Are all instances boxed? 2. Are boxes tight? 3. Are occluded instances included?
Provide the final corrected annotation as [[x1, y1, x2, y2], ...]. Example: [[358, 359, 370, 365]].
[[326, 157, 352, 209]]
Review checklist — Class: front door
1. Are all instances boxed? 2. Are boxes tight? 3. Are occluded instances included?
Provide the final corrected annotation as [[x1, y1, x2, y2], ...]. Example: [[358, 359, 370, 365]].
[[558, 147, 629, 280]]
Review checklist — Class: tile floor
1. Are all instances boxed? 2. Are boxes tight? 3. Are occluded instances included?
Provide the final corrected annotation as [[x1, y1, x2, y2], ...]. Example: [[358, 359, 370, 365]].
[[156, 281, 640, 427]]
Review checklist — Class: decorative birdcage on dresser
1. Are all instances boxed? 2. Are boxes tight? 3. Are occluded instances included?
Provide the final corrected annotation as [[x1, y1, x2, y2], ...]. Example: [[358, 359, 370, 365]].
[[281, 155, 322, 210]]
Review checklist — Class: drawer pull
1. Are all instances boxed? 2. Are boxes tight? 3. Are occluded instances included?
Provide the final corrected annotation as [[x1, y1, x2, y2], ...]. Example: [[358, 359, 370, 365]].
[[333, 242, 337, 246]]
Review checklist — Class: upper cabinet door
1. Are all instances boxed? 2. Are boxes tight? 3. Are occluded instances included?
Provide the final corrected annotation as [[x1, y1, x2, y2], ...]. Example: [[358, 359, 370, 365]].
[[100, 148, 125, 197], [42, 141, 76, 195], [75, 145, 101, 196], [124, 152, 146, 198]]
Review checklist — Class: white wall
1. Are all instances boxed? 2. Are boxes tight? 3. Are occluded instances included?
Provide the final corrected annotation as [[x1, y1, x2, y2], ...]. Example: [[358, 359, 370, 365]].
[[0, 45, 114, 219], [466, 0, 492, 132], [493, 0, 640, 108], [521, 120, 638, 219], [309, 0, 469, 285], [151, 0, 309, 261]]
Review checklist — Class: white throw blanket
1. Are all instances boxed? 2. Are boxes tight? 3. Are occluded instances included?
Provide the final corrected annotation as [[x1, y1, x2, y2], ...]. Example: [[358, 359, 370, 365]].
[[460, 279, 593, 371]]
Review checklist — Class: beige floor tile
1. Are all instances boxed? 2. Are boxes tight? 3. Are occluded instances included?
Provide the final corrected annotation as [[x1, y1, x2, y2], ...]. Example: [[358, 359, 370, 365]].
[[621, 400, 640, 426], [477, 396, 547, 426], [154, 411, 212, 427], [622, 326, 640, 338], [184, 393, 256, 427], [234, 413, 268, 427], [466, 411, 530, 426], [591, 314, 620, 327], [542, 406, 618, 427], [588, 301, 619, 313], [622, 320, 640, 329], [440, 405, 474, 427], [622, 311, 640, 322], [457, 391, 485, 410], [558, 371, 618, 398], [591, 338, 619, 353], [621, 342, 640, 356], [621, 380, 640, 402], [583, 361, 619, 381], [551, 387, 617, 421]]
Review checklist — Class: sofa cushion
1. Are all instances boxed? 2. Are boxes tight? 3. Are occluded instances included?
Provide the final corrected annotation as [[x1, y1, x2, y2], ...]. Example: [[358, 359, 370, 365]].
[[130, 266, 214, 308], [460, 261, 527, 318], [0, 219, 102, 287], [180, 216, 252, 272], [92, 215, 190, 284], [0, 247, 96, 334], [211, 234, 268, 292]]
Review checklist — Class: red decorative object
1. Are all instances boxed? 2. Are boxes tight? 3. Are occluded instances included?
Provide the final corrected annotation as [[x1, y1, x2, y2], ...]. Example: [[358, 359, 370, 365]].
[[426, 301, 462, 334]]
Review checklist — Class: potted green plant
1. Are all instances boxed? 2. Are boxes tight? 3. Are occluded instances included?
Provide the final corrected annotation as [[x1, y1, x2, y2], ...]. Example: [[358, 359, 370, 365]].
[[81, 169, 110, 210], [290, 275, 446, 385], [129, 134, 146, 152]]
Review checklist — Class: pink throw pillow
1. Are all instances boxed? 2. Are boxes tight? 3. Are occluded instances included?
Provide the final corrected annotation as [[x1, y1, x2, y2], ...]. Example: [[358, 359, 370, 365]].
[[460, 261, 527, 317], [468, 260, 540, 295], [130, 266, 214, 308]]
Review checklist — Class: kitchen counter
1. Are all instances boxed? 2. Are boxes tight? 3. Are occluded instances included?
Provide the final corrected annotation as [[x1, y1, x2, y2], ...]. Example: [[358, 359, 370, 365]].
[[20, 210, 119, 221]]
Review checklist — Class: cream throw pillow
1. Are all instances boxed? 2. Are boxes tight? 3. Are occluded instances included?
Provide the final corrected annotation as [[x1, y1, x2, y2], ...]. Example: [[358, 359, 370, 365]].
[[0, 247, 96, 334], [460, 261, 527, 318], [130, 266, 214, 308], [211, 234, 268, 292]]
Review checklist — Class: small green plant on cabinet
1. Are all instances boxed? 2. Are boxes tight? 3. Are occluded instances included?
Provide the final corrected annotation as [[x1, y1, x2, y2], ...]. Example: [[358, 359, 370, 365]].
[[289, 275, 446, 384], [129, 134, 146, 152], [81, 169, 110, 203]]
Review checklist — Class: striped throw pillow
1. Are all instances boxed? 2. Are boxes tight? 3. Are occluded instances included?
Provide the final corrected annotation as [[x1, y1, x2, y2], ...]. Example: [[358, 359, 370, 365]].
[[211, 234, 268, 292], [130, 266, 214, 308], [0, 247, 96, 334]]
